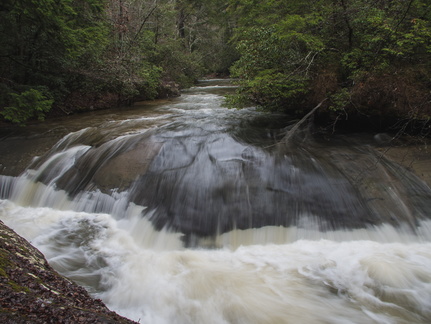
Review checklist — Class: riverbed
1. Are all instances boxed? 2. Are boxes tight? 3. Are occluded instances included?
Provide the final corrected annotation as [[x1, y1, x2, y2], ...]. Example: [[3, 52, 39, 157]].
[[1, 79, 431, 323]]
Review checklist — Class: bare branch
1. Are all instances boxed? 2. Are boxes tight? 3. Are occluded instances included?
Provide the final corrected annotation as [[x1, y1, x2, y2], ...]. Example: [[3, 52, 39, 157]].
[[280, 98, 327, 145]]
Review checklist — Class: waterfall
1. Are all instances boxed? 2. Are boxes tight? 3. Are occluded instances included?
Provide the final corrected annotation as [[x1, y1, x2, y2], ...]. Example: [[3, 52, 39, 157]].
[[1, 79, 431, 323]]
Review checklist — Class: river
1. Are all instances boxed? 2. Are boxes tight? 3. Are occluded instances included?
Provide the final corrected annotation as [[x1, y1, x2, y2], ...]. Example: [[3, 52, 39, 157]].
[[1, 79, 431, 323]]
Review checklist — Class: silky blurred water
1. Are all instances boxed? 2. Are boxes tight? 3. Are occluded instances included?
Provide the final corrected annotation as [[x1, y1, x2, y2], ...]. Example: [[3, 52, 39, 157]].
[[1, 79, 431, 323]]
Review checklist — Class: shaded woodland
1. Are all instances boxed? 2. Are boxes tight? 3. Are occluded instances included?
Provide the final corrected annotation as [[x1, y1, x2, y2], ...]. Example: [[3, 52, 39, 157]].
[[1, 0, 430, 133]]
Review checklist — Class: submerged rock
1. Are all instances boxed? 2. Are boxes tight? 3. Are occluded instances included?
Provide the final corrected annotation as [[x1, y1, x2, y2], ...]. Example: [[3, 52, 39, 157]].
[[0, 220, 137, 324]]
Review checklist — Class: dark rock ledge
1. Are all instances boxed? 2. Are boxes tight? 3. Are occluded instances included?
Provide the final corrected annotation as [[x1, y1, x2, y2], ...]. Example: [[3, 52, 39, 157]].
[[0, 220, 137, 324]]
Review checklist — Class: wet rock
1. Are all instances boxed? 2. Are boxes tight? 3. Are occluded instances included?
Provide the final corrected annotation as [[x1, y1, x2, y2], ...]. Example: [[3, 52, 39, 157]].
[[157, 81, 181, 98], [0, 220, 137, 324], [373, 133, 393, 145], [93, 141, 163, 192]]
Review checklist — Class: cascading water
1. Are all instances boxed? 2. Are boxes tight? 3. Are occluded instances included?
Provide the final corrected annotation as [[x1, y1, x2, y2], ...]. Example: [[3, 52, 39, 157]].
[[1, 79, 431, 323]]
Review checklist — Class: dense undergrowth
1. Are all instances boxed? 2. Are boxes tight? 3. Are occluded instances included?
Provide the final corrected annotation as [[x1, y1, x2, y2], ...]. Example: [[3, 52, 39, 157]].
[[0, 0, 236, 125], [226, 0, 431, 135], [1, 0, 430, 135]]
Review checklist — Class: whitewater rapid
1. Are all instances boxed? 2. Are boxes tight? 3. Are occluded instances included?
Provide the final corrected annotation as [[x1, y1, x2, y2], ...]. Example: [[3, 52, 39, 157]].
[[1, 197, 431, 323], [1, 80, 431, 323]]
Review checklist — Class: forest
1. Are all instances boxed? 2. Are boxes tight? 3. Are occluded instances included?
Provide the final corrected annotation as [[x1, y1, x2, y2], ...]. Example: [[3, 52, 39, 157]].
[[0, 0, 430, 133]]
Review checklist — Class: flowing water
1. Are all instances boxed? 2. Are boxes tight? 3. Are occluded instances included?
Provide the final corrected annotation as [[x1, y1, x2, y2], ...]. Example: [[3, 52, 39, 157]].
[[1, 79, 431, 323]]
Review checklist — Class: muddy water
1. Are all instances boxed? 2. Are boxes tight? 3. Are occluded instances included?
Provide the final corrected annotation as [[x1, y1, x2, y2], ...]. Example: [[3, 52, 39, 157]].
[[1, 79, 431, 236], [1, 79, 431, 323]]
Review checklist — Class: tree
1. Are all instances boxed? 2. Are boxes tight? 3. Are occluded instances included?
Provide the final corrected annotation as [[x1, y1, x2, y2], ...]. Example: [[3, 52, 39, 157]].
[[0, 0, 108, 123], [226, 0, 325, 112], [226, 0, 431, 130]]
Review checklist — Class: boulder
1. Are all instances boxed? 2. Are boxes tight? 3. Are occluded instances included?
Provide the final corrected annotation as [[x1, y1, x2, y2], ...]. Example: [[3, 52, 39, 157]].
[[0, 220, 137, 324]]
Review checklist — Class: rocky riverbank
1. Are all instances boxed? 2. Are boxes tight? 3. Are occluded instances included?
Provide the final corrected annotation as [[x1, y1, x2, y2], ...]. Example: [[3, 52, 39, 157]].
[[0, 220, 137, 324]]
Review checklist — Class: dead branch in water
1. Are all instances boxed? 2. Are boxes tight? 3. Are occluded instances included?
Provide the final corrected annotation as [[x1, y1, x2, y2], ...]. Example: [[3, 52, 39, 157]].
[[280, 98, 327, 145]]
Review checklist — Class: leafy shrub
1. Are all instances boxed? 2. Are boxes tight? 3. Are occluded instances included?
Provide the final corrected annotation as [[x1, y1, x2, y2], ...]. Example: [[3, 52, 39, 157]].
[[227, 26, 321, 112], [1, 88, 53, 125]]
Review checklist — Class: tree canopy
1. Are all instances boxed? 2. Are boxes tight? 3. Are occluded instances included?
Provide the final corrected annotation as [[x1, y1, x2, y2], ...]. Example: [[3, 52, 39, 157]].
[[226, 0, 431, 132], [1, 0, 430, 131], [0, 0, 237, 124]]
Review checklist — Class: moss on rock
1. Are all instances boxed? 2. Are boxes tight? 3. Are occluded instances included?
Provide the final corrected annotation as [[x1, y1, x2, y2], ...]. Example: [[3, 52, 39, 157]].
[[0, 220, 137, 324]]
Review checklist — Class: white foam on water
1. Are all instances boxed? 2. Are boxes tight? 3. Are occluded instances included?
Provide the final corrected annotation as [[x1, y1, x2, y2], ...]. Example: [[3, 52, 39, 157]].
[[1, 79, 430, 323], [203, 218, 431, 249], [1, 199, 431, 324]]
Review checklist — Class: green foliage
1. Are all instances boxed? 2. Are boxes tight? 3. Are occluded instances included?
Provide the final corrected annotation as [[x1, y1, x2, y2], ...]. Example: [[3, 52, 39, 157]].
[[0, 0, 108, 73], [336, 1, 431, 81], [328, 88, 350, 112], [0, 0, 238, 121], [1, 0, 429, 124], [0, 0, 109, 119], [228, 18, 322, 111], [138, 64, 163, 99], [1, 88, 53, 125], [226, 0, 431, 120], [152, 40, 206, 88], [228, 69, 308, 111]]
